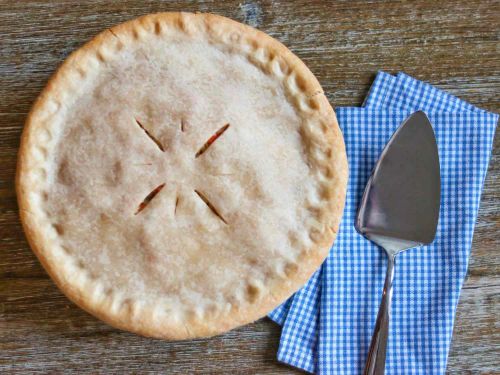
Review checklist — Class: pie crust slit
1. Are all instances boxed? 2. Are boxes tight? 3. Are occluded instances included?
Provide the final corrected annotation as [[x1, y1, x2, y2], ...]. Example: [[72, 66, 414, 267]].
[[135, 118, 165, 152], [194, 189, 228, 225], [195, 123, 230, 158], [135, 183, 166, 215]]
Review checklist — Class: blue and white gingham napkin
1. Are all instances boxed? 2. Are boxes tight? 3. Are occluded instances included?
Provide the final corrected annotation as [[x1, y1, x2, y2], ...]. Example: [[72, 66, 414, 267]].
[[268, 72, 498, 374]]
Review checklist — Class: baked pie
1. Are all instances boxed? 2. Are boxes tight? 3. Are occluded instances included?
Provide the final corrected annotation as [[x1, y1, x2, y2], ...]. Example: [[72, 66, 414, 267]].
[[17, 12, 348, 339]]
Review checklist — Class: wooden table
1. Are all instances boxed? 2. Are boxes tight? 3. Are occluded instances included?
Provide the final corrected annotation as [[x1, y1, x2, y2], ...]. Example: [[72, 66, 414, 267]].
[[1, 1, 498, 373]]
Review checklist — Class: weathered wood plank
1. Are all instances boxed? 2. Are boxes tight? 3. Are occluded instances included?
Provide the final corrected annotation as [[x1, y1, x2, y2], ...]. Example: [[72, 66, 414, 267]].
[[0, 0, 498, 373]]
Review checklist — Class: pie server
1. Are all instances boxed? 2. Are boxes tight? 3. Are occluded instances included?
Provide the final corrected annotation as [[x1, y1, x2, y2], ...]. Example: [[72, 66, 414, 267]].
[[355, 111, 441, 375]]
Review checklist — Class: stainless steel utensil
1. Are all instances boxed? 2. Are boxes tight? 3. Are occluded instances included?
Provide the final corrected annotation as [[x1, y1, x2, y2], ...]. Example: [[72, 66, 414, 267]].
[[355, 111, 441, 375]]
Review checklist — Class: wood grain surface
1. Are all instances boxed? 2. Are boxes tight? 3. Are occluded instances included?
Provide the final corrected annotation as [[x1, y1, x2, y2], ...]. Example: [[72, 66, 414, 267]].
[[0, 1, 498, 373]]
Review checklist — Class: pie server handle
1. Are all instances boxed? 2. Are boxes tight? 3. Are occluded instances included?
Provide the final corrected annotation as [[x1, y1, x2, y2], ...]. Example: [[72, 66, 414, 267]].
[[364, 254, 395, 375]]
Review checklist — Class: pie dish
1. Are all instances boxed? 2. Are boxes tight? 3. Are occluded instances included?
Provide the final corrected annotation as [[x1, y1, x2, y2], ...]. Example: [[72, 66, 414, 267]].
[[16, 12, 348, 340]]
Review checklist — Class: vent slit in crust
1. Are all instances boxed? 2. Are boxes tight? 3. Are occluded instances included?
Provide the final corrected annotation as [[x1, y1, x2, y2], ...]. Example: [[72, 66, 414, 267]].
[[135, 183, 166, 215], [195, 123, 230, 158], [135, 118, 165, 152], [194, 190, 228, 224], [174, 196, 179, 215]]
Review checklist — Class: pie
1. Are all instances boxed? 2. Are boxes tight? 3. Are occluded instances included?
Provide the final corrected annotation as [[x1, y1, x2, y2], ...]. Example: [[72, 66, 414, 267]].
[[16, 12, 348, 340]]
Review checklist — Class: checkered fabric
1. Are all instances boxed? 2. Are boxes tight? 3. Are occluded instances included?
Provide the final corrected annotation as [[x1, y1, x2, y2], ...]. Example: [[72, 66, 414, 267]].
[[268, 72, 498, 374]]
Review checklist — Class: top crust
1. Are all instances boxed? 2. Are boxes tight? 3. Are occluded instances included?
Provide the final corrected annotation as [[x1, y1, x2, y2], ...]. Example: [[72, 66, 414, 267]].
[[16, 12, 348, 340]]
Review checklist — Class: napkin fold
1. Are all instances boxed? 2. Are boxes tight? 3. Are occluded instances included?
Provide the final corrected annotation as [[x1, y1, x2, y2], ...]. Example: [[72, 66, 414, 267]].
[[269, 72, 498, 374]]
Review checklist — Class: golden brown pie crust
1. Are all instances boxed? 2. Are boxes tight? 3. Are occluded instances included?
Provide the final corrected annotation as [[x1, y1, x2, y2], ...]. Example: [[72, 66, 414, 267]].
[[16, 12, 348, 340]]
